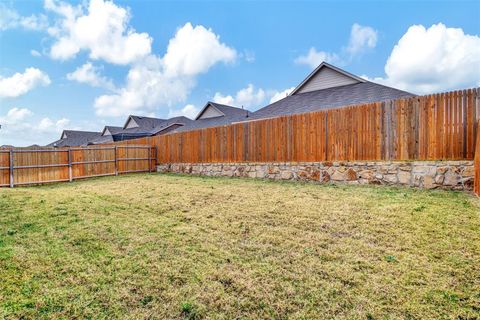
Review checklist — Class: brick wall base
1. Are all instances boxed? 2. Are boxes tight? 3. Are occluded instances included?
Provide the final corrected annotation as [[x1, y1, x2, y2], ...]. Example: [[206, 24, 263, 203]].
[[157, 161, 474, 191]]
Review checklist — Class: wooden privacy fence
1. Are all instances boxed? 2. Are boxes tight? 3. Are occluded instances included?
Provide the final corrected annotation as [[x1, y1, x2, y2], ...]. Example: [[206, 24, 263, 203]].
[[0, 145, 156, 187], [475, 120, 480, 196], [154, 88, 479, 163]]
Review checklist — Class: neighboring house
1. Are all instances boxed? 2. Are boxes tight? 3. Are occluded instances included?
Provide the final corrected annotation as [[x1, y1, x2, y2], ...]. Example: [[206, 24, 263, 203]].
[[109, 115, 194, 142], [47, 130, 102, 147], [247, 62, 415, 121], [174, 101, 250, 133]]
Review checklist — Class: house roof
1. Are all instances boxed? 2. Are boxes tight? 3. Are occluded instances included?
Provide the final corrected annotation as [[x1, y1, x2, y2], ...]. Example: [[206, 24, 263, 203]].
[[174, 102, 250, 133], [87, 135, 114, 145], [247, 81, 415, 121], [102, 126, 123, 136], [123, 115, 166, 130], [47, 130, 102, 147], [149, 116, 193, 134], [194, 101, 249, 120]]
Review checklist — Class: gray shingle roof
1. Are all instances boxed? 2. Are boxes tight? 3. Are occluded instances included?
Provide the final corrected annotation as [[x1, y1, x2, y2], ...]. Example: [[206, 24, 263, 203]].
[[87, 135, 114, 145], [87, 126, 124, 144], [247, 81, 415, 121], [103, 126, 123, 135], [47, 130, 102, 147], [128, 115, 166, 129], [195, 102, 250, 120], [174, 102, 250, 133], [149, 116, 193, 134]]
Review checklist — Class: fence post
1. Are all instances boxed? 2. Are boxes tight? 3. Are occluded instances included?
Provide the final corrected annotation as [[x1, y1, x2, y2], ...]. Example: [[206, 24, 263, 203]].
[[68, 148, 72, 182], [114, 146, 118, 176], [9, 150, 14, 188]]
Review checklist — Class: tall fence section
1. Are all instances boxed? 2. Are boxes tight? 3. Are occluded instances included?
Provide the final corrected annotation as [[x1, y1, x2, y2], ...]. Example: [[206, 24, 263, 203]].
[[0, 145, 156, 187], [154, 89, 479, 163]]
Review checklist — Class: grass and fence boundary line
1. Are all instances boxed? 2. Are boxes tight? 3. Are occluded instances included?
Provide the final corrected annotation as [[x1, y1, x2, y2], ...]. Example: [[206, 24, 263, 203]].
[[1, 87, 479, 193], [0, 145, 156, 187]]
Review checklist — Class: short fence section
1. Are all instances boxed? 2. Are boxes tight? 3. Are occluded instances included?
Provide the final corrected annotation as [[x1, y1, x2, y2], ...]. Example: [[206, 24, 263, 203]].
[[0, 145, 156, 187]]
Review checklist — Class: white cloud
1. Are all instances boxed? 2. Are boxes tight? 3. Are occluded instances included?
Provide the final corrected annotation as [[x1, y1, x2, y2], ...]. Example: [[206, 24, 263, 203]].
[[295, 23, 377, 69], [39, 1, 236, 118], [368, 23, 480, 94], [294, 48, 339, 69], [346, 23, 378, 55], [213, 84, 266, 109], [213, 84, 295, 109], [0, 107, 68, 132], [212, 92, 234, 106], [162, 23, 237, 77], [94, 22, 237, 117], [0, 107, 33, 125], [0, 68, 51, 98], [0, 107, 71, 146], [45, 0, 152, 64], [0, 4, 48, 31], [168, 104, 199, 119], [242, 50, 255, 63], [93, 55, 195, 117], [37, 117, 70, 131], [67, 62, 115, 90], [269, 87, 295, 103], [30, 49, 42, 57]]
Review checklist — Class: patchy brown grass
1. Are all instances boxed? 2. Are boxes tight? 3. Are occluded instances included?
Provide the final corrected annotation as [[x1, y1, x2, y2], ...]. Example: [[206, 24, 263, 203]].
[[0, 173, 479, 319]]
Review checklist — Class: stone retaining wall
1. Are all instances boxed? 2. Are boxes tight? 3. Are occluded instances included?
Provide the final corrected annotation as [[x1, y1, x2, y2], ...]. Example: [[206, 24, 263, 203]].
[[157, 161, 474, 191]]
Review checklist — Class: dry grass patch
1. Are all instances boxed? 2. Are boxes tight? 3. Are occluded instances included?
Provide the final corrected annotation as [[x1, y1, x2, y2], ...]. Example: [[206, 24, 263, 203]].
[[0, 173, 479, 319]]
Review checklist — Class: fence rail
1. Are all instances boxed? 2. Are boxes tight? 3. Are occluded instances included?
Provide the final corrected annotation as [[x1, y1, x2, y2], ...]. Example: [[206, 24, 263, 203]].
[[0, 145, 156, 187]]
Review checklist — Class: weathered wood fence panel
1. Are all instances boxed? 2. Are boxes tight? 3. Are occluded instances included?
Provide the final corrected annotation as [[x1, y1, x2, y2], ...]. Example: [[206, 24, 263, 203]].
[[0, 145, 155, 187], [154, 88, 479, 164]]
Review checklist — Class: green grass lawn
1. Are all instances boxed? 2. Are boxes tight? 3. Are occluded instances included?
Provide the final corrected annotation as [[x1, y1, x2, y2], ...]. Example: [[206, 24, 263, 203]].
[[0, 174, 479, 319]]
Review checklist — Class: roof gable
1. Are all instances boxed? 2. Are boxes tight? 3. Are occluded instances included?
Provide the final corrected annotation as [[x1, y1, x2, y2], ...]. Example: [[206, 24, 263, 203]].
[[102, 126, 123, 136], [291, 62, 366, 95], [124, 116, 139, 129], [195, 102, 225, 120], [124, 115, 166, 130]]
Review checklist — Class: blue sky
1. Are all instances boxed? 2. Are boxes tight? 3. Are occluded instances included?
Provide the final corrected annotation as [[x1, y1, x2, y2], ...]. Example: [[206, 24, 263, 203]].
[[1, 0, 479, 146]]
